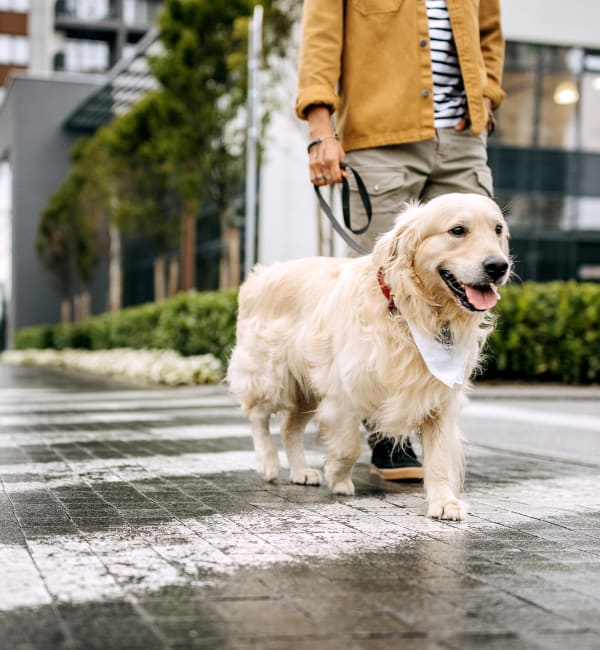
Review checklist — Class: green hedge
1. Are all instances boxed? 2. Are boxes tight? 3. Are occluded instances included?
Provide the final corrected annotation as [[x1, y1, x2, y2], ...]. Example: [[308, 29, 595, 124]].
[[15, 288, 239, 366], [484, 281, 600, 384], [13, 282, 600, 384]]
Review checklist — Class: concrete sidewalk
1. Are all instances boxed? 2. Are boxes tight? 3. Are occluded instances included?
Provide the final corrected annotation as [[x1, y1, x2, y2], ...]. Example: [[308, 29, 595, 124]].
[[0, 364, 599, 650]]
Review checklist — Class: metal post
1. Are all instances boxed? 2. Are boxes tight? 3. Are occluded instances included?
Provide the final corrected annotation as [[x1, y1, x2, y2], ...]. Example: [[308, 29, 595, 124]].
[[244, 4, 263, 279]]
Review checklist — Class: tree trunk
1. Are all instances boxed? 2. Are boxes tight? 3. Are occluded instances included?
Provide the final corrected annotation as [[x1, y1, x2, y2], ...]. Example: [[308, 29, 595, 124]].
[[74, 291, 91, 321], [108, 226, 123, 312], [60, 298, 72, 324], [168, 257, 179, 297], [153, 255, 167, 302], [219, 225, 240, 288], [180, 207, 196, 291]]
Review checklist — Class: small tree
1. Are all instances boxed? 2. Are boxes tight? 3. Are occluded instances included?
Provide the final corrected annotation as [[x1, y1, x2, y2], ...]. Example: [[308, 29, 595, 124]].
[[149, 0, 297, 289], [99, 93, 183, 301], [36, 0, 298, 312], [36, 143, 107, 322]]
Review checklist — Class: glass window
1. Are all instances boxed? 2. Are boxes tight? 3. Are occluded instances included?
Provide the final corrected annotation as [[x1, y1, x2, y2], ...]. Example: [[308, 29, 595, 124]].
[[496, 71, 536, 147], [576, 198, 600, 230], [12, 36, 28, 66], [0, 35, 10, 65], [123, 0, 160, 26], [64, 39, 109, 72], [61, 0, 109, 19], [0, 34, 28, 65], [504, 41, 538, 70], [580, 73, 600, 152], [538, 73, 579, 150], [498, 194, 577, 231], [0, 0, 29, 10]]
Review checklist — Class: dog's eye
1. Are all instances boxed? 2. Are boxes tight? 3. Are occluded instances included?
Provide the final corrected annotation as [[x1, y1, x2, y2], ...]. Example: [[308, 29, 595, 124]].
[[449, 225, 467, 237], [495, 224, 503, 235]]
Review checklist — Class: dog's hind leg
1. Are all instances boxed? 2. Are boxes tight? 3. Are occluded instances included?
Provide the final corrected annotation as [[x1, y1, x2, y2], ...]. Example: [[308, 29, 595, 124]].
[[319, 405, 361, 495], [421, 407, 466, 521], [248, 405, 280, 482], [280, 409, 322, 486]]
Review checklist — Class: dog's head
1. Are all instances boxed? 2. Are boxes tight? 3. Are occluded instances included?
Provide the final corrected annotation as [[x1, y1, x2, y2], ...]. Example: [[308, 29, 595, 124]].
[[373, 193, 511, 316]]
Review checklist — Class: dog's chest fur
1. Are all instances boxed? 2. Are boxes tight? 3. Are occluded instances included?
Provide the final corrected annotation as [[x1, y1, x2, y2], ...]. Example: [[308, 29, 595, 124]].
[[299, 312, 474, 436]]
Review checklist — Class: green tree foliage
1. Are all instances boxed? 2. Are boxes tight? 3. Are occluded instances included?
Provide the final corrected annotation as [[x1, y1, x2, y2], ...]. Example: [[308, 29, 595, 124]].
[[99, 92, 182, 254], [37, 137, 109, 297], [37, 1, 297, 305], [144, 0, 297, 258]]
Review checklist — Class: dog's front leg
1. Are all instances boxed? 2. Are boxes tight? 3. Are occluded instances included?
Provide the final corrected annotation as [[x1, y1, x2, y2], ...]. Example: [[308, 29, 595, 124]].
[[421, 405, 466, 521], [248, 405, 280, 482], [319, 403, 361, 496]]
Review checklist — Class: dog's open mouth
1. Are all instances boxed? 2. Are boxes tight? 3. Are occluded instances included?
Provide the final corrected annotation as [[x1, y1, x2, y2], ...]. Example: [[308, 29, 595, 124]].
[[439, 269, 500, 312]]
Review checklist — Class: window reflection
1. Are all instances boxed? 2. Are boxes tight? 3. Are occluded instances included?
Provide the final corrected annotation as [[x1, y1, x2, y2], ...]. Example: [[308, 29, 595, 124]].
[[539, 73, 579, 149], [492, 43, 600, 234], [495, 71, 535, 146], [580, 73, 600, 152]]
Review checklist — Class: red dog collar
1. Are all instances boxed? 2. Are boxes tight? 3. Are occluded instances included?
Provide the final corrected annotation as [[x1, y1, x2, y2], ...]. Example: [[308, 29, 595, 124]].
[[376, 266, 395, 312]]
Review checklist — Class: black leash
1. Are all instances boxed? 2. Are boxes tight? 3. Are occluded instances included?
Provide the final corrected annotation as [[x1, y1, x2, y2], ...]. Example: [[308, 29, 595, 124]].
[[314, 162, 372, 255]]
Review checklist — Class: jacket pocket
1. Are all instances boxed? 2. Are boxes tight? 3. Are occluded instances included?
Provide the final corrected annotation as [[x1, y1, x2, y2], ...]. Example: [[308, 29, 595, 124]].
[[350, 0, 404, 15], [348, 169, 407, 216]]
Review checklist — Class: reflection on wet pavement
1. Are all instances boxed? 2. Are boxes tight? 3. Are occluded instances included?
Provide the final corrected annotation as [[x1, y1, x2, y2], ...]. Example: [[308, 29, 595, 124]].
[[1, 365, 599, 649]]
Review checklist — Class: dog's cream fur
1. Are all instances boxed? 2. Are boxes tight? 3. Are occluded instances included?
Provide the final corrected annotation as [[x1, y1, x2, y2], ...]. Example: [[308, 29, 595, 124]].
[[227, 193, 510, 520]]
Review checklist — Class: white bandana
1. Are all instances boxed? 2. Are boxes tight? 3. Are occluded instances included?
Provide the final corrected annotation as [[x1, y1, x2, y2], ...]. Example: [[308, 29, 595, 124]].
[[406, 320, 469, 388]]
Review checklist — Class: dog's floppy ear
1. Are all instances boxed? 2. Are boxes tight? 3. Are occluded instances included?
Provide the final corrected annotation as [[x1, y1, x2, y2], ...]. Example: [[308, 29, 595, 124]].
[[372, 202, 424, 269]]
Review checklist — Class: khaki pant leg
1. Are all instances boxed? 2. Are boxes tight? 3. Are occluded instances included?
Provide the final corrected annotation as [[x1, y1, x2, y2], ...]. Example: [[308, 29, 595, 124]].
[[421, 129, 493, 201], [344, 142, 435, 255]]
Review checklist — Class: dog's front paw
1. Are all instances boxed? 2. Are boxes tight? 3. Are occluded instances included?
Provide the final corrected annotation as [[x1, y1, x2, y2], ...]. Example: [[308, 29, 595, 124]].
[[290, 467, 322, 486], [427, 498, 467, 521], [330, 478, 355, 496], [257, 452, 280, 483]]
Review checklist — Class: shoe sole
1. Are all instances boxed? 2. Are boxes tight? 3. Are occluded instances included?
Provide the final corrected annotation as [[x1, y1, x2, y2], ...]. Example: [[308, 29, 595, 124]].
[[370, 464, 424, 481]]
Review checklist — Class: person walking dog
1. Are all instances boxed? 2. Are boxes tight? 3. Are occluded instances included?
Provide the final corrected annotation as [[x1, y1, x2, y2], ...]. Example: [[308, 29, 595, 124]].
[[296, 0, 505, 480]]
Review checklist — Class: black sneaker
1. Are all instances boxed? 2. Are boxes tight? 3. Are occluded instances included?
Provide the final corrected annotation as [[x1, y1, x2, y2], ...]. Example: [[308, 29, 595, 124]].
[[370, 437, 424, 481]]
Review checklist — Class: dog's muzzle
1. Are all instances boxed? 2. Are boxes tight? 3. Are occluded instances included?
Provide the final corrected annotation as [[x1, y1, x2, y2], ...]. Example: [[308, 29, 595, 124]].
[[439, 257, 509, 312]]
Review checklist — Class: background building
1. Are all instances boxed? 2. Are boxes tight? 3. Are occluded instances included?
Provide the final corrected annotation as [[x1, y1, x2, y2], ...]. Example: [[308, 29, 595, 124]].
[[0, 0, 159, 348], [491, 0, 600, 281], [0, 0, 29, 105]]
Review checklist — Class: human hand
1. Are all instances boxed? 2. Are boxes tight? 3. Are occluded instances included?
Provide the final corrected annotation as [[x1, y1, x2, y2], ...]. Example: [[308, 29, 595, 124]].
[[306, 105, 347, 186], [454, 97, 496, 135], [483, 96, 496, 135]]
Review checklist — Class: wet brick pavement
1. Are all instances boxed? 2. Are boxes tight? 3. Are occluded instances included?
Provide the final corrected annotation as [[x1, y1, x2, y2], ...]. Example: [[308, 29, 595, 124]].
[[1, 363, 600, 649]]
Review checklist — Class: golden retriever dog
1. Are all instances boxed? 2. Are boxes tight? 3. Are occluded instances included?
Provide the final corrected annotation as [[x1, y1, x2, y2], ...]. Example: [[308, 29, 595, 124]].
[[227, 193, 510, 520]]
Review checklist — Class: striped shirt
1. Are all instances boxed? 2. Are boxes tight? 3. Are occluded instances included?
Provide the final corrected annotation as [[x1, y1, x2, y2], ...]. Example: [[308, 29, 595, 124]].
[[426, 0, 467, 128]]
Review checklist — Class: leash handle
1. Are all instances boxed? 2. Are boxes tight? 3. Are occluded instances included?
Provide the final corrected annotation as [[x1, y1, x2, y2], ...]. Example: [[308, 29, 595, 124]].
[[314, 162, 372, 255]]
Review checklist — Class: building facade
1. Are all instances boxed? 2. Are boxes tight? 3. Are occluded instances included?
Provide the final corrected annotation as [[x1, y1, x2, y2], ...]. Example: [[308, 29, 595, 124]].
[[0, 0, 159, 348], [0, 0, 29, 104]]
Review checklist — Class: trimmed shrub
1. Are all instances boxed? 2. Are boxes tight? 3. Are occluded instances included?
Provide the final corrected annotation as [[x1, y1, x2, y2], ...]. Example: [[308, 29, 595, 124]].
[[15, 288, 238, 366], [484, 281, 600, 384], [12, 324, 55, 350]]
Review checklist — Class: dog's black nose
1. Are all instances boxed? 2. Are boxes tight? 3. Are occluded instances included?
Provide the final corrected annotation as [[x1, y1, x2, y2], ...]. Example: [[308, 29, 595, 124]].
[[483, 256, 509, 281]]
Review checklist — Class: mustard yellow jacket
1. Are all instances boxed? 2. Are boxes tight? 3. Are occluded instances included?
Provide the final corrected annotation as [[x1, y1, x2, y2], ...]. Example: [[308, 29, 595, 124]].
[[296, 0, 505, 152]]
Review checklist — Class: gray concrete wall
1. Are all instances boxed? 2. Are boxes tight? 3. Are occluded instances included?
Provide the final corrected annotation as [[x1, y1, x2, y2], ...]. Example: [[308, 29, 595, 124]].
[[0, 74, 100, 345]]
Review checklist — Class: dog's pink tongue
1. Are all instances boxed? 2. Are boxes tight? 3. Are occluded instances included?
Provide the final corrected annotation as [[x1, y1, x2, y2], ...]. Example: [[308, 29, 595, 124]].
[[465, 285, 499, 310]]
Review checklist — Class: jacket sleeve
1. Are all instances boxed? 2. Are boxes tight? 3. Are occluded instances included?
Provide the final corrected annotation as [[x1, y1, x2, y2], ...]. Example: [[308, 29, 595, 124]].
[[479, 0, 506, 109], [295, 0, 345, 120]]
